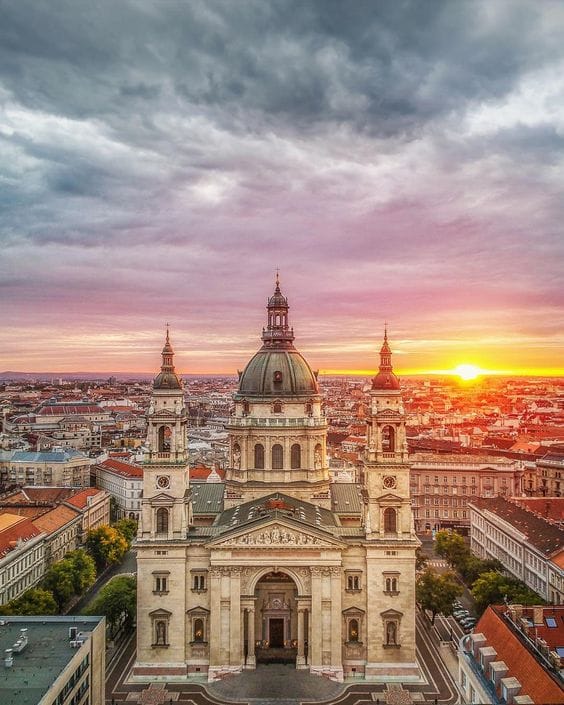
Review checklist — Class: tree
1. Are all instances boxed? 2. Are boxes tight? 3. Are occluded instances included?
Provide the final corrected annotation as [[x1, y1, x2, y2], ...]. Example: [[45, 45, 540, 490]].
[[0, 587, 58, 616], [114, 518, 138, 546], [471, 571, 513, 612], [66, 549, 97, 593], [85, 525, 128, 571], [415, 546, 428, 572], [435, 530, 468, 569], [416, 568, 463, 624], [43, 560, 76, 609], [85, 575, 136, 636]]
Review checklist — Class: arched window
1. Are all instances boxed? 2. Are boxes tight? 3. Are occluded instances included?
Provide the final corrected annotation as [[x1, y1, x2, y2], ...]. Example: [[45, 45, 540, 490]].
[[382, 425, 395, 452], [290, 443, 301, 469], [242, 399, 250, 415], [273, 400, 283, 414], [305, 400, 313, 415], [254, 444, 265, 469], [384, 507, 397, 533], [348, 619, 359, 642], [272, 444, 283, 470], [156, 507, 169, 534], [193, 618, 204, 642], [158, 425, 172, 452]]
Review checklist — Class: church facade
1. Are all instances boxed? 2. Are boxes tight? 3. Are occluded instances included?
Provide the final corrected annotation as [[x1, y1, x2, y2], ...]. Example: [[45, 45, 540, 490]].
[[133, 279, 420, 682]]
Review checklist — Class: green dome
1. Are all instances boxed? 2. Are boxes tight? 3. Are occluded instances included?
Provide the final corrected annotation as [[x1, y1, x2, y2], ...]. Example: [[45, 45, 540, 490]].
[[153, 371, 182, 390], [237, 349, 318, 397]]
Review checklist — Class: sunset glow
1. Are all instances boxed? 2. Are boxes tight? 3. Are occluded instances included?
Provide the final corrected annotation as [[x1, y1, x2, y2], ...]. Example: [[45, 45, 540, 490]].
[[0, 4, 563, 377]]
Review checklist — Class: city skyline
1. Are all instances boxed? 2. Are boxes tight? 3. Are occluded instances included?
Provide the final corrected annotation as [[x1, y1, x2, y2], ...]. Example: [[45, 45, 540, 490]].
[[1, 2, 563, 376]]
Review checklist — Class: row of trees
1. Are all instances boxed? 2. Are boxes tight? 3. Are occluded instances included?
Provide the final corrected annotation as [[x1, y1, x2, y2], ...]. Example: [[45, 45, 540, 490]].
[[434, 530, 542, 612], [0, 518, 137, 616]]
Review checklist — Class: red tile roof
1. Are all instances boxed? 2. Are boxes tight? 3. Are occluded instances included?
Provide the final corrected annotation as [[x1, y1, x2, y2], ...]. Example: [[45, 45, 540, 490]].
[[31, 505, 80, 534], [470, 496, 564, 556], [474, 605, 564, 704], [513, 497, 564, 524], [65, 488, 105, 509], [0, 515, 43, 557], [37, 404, 106, 416], [189, 464, 225, 481], [97, 458, 143, 478]]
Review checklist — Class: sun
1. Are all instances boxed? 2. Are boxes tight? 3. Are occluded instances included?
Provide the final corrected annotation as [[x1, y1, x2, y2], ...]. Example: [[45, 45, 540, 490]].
[[453, 364, 481, 381]]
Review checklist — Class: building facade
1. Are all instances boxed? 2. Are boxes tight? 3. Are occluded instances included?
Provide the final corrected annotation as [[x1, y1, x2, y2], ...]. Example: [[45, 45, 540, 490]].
[[95, 457, 143, 520], [410, 456, 523, 534], [134, 282, 419, 682], [0, 616, 106, 705], [469, 496, 564, 604], [458, 604, 564, 704]]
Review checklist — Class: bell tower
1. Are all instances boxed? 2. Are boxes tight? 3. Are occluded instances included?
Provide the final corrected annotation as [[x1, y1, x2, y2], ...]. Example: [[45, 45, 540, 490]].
[[361, 330, 419, 679], [138, 327, 192, 541]]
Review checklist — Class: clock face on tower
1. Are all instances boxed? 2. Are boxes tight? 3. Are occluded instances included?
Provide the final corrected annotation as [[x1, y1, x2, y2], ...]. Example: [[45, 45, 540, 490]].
[[383, 475, 396, 489], [156, 475, 170, 490]]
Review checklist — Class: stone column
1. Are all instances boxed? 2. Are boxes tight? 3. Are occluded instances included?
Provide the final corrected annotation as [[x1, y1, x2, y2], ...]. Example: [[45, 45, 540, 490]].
[[229, 568, 241, 667], [330, 567, 342, 671], [247, 607, 256, 667], [209, 568, 222, 667], [296, 607, 306, 667], [310, 568, 322, 668]]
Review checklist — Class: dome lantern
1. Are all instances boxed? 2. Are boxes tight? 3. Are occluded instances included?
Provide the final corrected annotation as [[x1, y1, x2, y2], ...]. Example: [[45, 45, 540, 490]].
[[153, 325, 182, 390]]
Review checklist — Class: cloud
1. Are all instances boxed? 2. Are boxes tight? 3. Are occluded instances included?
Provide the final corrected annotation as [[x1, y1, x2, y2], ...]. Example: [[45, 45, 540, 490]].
[[0, 0, 563, 372]]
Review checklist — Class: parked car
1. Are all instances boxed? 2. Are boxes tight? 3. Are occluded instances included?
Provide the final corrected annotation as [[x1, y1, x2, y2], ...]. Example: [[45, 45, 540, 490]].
[[454, 610, 469, 620], [460, 617, 476, 628]]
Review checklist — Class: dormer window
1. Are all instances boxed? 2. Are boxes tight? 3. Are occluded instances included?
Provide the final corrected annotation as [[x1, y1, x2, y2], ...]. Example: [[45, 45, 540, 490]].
[[273, 370, 283, 384]]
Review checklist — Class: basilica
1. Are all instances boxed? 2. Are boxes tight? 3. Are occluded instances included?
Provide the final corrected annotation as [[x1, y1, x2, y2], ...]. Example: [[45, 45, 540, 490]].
[[133, 278, 420, 683]]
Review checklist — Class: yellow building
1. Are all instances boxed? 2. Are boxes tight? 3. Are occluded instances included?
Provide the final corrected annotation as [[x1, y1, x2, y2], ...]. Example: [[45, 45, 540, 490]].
[[134, 280, 419, 682]]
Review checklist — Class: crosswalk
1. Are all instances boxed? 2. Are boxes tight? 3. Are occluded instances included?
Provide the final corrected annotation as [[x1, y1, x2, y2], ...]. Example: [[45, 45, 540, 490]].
[[428, 559, 448, 567]]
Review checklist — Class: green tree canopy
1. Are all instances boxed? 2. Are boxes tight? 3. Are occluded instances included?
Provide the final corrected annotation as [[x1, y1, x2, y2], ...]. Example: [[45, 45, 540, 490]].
[[415, 546, 429, 572], [0, 587, 58, 616], [435, 530, 468, 569], [43, 560, 76, 609], [114, 518, 138, 546], [85, 575, 136, 636], [472, 570, 545, 612], [85, 525, 128, 571], [66, 549, 97, 593], [416, 568, 463, 624]]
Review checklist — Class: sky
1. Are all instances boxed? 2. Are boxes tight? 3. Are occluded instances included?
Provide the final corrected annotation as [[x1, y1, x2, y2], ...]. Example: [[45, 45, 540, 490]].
[[1, 0, 563, 376]]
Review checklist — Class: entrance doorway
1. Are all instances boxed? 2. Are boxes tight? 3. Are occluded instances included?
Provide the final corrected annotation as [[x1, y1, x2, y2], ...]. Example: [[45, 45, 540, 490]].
[[254, 571, 298, 664], [269, 618, 284, 647]]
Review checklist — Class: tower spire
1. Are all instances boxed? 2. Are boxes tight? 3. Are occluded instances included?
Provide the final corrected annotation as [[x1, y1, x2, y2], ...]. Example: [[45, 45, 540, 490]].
[[371, 328, 399, 390], [261, 274, 295, 348]]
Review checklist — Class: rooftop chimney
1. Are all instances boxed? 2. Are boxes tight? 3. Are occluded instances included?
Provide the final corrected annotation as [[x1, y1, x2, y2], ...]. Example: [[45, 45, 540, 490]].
[[4, 649, 13, 668]]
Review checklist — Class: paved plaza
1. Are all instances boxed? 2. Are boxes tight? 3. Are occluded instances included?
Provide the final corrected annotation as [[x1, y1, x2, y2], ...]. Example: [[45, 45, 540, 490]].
[[106, 609, 461, 705]]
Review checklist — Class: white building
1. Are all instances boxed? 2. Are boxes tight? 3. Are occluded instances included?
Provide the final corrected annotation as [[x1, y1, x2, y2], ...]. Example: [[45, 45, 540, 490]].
[[469, 496, 564, 603], [95, 457, 143, 519]]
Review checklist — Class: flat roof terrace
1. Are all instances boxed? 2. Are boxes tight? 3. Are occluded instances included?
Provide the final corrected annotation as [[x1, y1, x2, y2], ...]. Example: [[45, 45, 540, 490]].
[[0, 616, 104, 705]]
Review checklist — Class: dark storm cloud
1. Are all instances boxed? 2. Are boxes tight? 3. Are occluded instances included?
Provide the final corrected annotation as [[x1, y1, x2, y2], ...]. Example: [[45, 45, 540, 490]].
[[0, 0, 563, 371]]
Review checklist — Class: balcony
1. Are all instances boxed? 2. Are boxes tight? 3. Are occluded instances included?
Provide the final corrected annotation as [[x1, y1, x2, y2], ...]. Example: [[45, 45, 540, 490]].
[[226, 417, 326, 428]]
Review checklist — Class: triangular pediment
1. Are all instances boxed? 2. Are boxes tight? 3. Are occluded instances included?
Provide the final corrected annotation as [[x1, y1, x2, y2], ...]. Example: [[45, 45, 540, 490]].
[[376, 408, 401, 418], [151, 408, 178, 418], [379, 492, 403, 503], [151, 492, 175, 503], [207, 517, 346, 550]]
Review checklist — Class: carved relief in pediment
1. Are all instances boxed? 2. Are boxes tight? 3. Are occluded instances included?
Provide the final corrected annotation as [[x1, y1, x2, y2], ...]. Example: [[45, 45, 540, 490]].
[[212, 523, 339, 549]]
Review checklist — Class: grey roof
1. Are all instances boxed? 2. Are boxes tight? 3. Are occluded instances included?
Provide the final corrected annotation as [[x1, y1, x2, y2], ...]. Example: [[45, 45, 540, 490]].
[[0, 616, 104, 705], [237, 349, 318, 397], [190, 483, 225, 515], [330, 483, 364, 515], [10, 449, 88, 463], [215, 492, 337, 530]]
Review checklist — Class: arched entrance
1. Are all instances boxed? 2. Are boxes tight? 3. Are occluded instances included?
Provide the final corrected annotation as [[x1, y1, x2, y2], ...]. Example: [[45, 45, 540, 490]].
[[254, 571, 299, 664]]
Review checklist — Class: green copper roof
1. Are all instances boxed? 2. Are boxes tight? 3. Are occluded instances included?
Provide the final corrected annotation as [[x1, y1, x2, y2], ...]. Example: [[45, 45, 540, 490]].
[[237, 349, 318, 397]]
